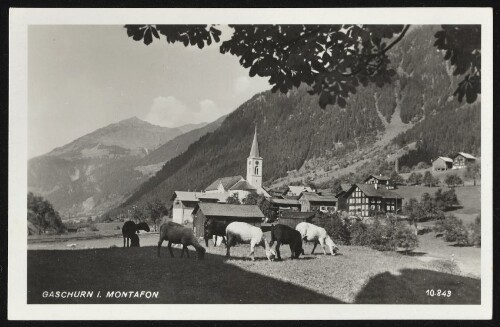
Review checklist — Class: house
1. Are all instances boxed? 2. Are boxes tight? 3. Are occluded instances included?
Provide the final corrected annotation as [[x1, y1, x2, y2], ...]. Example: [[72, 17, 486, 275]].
[[338, 183, 403, 217], [452, 152, 477, 169], [335, 184, 353, 211], [285, 185, 315, 196], [299, 192, 337, 213], [268, 197, 301, 216], [204, 127, 270, 199], [170, 191, 229, 224], [192, 203, 265, 238], [277, 211, 316, 229], [432, 157, 453, 171], [364, 174, 395, 190]]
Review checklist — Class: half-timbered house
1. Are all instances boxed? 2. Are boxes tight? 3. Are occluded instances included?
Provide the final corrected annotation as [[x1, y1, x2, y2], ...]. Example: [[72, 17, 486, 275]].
[[338, 184, 403, 217]]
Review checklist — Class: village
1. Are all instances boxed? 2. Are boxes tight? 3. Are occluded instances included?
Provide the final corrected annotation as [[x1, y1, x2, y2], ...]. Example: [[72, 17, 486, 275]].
[[168, 127, 478, 240]]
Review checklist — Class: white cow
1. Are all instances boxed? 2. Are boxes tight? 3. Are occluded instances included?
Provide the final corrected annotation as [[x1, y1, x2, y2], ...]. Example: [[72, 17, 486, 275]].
[[225, 222, 276, 261], [295, 222, 339, 255]]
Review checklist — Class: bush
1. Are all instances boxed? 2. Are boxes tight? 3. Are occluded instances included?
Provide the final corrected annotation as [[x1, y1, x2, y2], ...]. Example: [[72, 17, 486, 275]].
[[348, 218, 418, 252], [416, 161, 430, 170], [434, 215, 469, 244], [313, 212, 351, 245], [468, 214, 481, 246]]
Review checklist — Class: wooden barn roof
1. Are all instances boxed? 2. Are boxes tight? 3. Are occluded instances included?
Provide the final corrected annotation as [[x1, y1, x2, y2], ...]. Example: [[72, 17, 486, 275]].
[[454, 152, 476, 160], [270, 198, 301, 205], [365, 174, 391, 181], [299, 192, 337, 203], [194, 203, 265, 218]]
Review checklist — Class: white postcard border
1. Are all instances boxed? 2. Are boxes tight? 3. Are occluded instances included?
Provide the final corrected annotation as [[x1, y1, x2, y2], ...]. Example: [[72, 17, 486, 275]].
[[8, 7, 493, 320]]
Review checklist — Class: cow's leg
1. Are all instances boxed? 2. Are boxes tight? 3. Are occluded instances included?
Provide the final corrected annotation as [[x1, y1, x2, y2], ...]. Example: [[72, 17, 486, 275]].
[[214, 235, 218, 247], [289, 244, 294, 260], [275, 241, 282, 261], [225, 234, 232, 258], [157, 238, 163, 257], [222, 236, 227, 245], [123, 236, 126, 248], [185, 245, 190, 258], [180, 245, 185, 258], [311, 241, 318, 255], [319, 238, 327, 255], [204, 236, 209, 247], [167, 241, 175, 257], [248, 240, 256, 261]]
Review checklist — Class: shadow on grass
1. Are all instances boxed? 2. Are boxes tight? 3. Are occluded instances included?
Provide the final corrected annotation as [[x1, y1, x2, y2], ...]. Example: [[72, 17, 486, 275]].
[[28, 246, 344, 304], [354, 268, 480, 304]]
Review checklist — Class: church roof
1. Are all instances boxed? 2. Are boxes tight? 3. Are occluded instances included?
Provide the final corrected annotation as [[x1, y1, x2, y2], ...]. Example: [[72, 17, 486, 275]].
[[229, 180, 257, 191], [249, 126, 261, 158], [205, 176, 244, 191]]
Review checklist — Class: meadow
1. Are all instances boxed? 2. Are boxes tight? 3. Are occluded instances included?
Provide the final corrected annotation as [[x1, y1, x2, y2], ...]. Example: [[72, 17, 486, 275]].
[[28, 238, 480, 304]]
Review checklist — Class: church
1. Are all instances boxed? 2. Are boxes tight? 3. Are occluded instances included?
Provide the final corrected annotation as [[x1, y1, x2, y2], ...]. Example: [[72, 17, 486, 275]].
[[169, 127, 269, 224], [204, 127, 270, 199]]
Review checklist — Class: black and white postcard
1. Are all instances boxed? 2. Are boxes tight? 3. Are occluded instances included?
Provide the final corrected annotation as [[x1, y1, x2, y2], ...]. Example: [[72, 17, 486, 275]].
[[8, 7, 493, 320]]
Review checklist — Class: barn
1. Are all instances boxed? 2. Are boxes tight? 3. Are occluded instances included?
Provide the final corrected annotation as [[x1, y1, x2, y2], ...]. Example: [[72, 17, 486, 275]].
[[192, 203, 265, 238], [277, 211, 316, 229], [363, 174, 395, 189], [298, 192, 337, 213], [269, 197, 301, 215], [170, 191, 228, 224], [432, 157, 453, 171]]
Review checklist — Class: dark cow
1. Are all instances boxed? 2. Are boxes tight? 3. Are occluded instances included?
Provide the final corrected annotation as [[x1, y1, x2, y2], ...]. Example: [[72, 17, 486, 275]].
[[158, 221, 206, 260], [204, 219, 228, 247], [130, 233, 140, 247], [270, 224, 305, 260], [122, 221, 150, 247]]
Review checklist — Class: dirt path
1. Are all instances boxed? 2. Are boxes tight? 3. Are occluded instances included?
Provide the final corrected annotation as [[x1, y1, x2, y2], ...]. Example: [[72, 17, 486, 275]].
[[413, 233, 481, 278]]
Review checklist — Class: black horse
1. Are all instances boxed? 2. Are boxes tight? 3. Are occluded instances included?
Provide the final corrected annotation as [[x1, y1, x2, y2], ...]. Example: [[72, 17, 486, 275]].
[[122, 221, 150, 247], [204, 219, 228, 247]]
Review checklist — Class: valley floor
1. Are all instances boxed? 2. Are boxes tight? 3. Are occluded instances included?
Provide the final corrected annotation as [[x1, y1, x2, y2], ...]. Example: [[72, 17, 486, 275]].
[[28, 232, 480, 305]]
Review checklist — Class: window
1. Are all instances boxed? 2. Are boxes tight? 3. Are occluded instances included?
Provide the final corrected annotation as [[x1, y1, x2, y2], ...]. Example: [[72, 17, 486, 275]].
[[255, 166, 259, 175]]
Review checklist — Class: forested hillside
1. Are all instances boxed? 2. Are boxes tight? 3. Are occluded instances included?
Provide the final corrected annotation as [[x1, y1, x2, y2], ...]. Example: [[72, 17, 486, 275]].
[[115, 25, 481, 213]]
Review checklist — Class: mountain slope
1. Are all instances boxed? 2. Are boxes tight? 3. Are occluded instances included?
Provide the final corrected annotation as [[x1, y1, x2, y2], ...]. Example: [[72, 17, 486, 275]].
[[28, 117, 215, 217], [115, 26, 481, 213]]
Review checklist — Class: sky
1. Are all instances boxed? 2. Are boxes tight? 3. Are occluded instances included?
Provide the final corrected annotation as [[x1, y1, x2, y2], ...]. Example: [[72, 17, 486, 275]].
[[28, 25, 270, 158]]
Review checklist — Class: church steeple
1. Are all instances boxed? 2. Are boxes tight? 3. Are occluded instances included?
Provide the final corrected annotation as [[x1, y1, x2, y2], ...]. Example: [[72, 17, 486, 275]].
[[249, 126, 260, 158], [247, 125, 262, 190]]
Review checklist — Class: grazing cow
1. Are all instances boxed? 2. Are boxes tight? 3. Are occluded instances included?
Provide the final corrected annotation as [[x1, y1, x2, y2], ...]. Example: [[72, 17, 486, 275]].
[[157, 221, 206, 260], [204, 219, 228, 247], [295, 222, 339, 255], [225, 222, 276, 261], [270, 224, 305, 260], [130, 233, 140, 247], [122, 221, 150, 248]]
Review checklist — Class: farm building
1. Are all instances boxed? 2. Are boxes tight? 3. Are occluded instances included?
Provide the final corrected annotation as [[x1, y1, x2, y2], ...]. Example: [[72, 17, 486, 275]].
[[268, 197, 301, 216], [432, 156, 453, 171], [338, 184, 403, 217], [299, 192, 337, 213], [363, 174, 395, 189], [170, 191, 228, 224], [285, 185, 316, 196], [192, 203, 265, 238], [277, 211, 316, 228], [452, 152, 477, 169]]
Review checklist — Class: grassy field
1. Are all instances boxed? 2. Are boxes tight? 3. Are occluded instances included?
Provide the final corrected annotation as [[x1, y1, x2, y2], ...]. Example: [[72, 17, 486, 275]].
[[28, 241, 480, 304]]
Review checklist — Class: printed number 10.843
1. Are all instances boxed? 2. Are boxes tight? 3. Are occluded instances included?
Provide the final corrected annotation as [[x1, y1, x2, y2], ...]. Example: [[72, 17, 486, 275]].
[[426, 289, 452, 297]]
